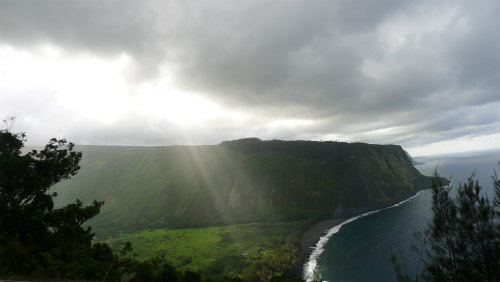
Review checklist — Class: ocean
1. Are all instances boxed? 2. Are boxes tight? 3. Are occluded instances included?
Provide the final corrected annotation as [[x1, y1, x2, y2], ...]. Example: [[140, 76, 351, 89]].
[[306, 149, 500, 282]]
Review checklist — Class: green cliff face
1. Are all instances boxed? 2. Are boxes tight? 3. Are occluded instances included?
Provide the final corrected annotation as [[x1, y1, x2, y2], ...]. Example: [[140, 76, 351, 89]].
[[51, 139, 430, 237]]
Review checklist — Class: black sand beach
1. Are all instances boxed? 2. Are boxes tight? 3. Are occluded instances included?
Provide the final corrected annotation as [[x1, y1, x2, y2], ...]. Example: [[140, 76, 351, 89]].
[[299, 218, 347, 269]]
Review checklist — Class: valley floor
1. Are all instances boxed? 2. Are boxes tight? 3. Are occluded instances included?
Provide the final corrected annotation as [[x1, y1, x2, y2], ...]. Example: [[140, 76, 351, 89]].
[[102, 221, 308, 279]]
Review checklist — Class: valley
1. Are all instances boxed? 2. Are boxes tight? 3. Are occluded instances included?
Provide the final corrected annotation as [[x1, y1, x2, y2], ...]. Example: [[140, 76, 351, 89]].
[[50, 139, 431, 278]]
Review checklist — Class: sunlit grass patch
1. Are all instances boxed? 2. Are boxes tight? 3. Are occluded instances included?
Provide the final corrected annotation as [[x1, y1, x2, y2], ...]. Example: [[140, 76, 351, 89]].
[[102, 221, 306, 273]]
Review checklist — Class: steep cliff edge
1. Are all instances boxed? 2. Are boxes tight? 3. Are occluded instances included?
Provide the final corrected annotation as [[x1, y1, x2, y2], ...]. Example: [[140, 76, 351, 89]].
[[51, 139, 430, 237]]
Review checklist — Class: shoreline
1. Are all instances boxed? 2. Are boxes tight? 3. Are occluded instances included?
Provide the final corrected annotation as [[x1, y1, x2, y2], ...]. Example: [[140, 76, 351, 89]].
[[298, 218, 347, 270], [298, 189, 426, 279]]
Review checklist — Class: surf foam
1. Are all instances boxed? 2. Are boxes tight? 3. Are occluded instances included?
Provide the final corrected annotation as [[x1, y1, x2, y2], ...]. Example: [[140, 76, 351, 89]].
[[302, 190, 425, 282]]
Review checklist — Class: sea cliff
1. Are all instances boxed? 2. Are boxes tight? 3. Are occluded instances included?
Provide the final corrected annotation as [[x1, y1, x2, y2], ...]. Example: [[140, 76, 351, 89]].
[[50, 139, 431, 277], [52, 139, 430, 237]]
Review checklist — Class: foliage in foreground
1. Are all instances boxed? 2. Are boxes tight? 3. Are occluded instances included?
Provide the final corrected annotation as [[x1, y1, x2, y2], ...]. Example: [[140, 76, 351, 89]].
[[0, 130, 106, 279], [0, 130, 201, 281], [392, 168, 500, 281], [0, 130, 302, 281]]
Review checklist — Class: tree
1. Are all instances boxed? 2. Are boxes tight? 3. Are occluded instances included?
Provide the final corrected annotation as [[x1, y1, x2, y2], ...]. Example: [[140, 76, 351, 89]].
[[0, 129, 107, 279], [392, 168, 500, 281], [0, 128, 196, 281]]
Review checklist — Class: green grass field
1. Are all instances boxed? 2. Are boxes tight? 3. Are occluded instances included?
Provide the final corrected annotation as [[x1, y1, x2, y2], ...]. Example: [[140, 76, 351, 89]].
[[103, 221, 307, 274]]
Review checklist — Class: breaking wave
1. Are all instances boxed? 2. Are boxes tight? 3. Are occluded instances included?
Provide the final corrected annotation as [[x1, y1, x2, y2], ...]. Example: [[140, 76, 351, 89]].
[[302, 190, 425, 282]]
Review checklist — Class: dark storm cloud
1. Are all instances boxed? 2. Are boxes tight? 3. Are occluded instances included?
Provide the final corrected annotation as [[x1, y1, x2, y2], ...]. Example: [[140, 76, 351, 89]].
[[0, 0, 498, 151]]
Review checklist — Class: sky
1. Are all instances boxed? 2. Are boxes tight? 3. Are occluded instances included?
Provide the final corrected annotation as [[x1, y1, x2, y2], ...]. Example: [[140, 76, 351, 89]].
[[0, 0, 499, 157]]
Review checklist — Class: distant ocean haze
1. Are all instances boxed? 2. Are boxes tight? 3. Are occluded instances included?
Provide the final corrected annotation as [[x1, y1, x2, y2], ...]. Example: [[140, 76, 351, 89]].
[[415, 149, 500, 197], [312, 149, 500, 282]]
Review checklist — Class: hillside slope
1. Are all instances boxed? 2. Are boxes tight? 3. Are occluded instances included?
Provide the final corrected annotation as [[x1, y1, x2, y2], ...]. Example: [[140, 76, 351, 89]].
[[51, 139, 430, 238]]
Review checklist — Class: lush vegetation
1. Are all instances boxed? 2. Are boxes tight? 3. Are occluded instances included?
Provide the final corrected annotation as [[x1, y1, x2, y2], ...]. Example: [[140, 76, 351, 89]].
[[0, 128, 432, 281], [51, 138, 430, 239], [392, 169, 500, 281], [0, 130, 210, 281], [104, 222, 307, 280], [0, 130, 108, 279]]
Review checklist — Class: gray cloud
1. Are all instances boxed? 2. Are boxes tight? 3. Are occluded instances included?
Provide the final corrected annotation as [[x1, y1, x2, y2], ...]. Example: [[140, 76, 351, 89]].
[[0, 0, 498, 154]]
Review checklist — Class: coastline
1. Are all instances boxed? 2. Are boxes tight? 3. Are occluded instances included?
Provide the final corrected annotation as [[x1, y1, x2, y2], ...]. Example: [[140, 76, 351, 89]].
[[298, 218, 346, 269], [299, 189, 426, 279]]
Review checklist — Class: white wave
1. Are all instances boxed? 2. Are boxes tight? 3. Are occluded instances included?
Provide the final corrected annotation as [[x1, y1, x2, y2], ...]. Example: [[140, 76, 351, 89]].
[[302, 190, 425, 282]]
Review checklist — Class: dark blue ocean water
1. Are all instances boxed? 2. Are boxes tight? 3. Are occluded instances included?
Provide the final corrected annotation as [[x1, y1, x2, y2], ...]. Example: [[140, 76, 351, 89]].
[[313, 149, 499, 282]]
